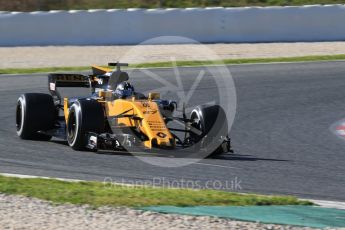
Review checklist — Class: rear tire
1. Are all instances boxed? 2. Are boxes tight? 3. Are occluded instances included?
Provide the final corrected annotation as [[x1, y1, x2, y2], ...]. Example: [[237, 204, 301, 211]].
[[67, 99, 105, 151], [16, 93, 56, 140]]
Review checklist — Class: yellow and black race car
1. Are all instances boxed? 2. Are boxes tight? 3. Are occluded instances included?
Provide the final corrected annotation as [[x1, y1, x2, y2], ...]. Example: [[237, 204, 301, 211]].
[[16, 63, 231, 157]]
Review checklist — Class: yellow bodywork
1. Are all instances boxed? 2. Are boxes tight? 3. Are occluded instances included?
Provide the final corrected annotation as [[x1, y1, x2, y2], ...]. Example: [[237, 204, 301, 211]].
[[91, 65, 112, 75], [63, 98, 69, 121], [63, 65, 175, 150], [63, 96, 175, 149], [105, 98, 174, 148]]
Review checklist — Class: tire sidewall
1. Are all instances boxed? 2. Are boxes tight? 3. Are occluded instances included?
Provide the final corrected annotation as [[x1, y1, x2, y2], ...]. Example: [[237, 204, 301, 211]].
[[67, 103, 82, 148], [16, 96, 26, 137], [66, 100, 104, 150]]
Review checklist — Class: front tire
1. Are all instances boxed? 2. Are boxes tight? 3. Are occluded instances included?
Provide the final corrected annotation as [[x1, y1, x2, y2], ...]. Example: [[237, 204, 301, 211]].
[[190, 105, 229, 156], [67, 99, 105, 151], [16, 93, 56, 140]]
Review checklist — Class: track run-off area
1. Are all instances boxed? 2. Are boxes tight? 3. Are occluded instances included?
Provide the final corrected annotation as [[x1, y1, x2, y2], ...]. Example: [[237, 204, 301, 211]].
[[0, 61, 344, 201]]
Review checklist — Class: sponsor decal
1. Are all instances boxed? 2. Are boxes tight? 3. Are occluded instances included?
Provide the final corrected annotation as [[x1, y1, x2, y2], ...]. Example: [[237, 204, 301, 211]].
[[157, 132, 167, 138], [49, 83, 56, 91], [141, 102, 150, 108], [143, 110, 157, 115], [55, 74, 88, 82]]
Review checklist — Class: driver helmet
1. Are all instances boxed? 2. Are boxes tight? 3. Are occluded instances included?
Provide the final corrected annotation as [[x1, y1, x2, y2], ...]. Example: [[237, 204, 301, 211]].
[[114, 81, 135, 99]]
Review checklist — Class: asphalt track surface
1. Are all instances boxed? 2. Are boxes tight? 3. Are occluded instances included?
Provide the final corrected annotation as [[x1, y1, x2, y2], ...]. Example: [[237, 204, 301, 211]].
[[1, 61, 345, 201]]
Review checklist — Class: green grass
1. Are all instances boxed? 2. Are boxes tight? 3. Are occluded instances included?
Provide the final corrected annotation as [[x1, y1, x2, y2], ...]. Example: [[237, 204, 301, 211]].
[[0, 175, 312, 207], [1, 0, 345, 11], [132, 54, 345, 68], [1, 54, 345, 75], [0, 66, 89, 75]]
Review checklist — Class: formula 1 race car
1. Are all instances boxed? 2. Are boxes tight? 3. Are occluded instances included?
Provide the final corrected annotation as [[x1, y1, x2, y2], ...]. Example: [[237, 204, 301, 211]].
[[16, 63, 231, 157]]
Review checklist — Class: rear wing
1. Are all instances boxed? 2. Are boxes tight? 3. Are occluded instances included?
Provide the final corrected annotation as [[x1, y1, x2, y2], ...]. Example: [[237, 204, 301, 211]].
[[49, 74, 91, 88], [48, 73, 92, 104]]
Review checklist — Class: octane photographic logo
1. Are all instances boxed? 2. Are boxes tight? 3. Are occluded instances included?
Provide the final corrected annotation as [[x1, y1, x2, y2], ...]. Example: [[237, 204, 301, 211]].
[[111, 36, 237, 167], [103, 177, 242, 191]]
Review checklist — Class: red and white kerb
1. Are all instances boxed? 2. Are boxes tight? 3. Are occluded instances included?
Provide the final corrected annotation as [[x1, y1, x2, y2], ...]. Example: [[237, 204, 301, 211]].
[[336, 123, 345, 138]]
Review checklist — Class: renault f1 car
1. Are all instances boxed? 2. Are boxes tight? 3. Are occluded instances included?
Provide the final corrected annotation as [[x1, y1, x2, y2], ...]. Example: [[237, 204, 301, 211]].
[[16, 63, 231, 157]]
